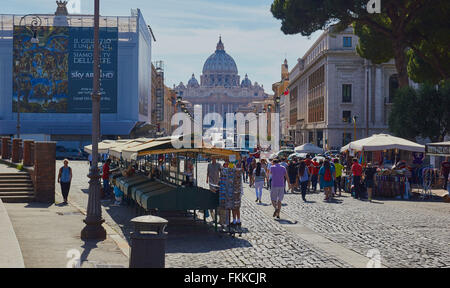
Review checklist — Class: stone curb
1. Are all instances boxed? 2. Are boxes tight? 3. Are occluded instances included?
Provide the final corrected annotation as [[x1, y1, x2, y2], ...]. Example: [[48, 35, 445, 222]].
[[0, 198, 25, 268]]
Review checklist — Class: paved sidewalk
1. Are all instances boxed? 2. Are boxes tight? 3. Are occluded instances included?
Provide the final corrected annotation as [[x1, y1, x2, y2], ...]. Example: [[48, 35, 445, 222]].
[[0, 199, 24, 268], [5, 202, 129, 268]]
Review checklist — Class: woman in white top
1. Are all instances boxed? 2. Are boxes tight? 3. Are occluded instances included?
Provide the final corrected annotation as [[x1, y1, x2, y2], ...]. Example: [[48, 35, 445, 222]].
[[253, 162, 266, 204]]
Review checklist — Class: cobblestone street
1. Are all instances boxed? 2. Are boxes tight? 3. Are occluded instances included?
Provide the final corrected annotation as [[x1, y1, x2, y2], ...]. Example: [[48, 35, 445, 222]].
[[57, 160, 450, 268]]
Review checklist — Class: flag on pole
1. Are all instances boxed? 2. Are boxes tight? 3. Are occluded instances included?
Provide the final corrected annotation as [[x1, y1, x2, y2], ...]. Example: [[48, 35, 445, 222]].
[[284, 88, 289, 96]]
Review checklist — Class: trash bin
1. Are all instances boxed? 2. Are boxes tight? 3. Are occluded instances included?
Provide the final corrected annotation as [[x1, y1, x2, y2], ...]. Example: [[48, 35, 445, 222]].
[[129, 215, 168, 268]]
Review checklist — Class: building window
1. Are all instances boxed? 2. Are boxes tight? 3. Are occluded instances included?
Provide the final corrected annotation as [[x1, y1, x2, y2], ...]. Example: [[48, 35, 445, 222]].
[[309, 131, 314, 143], [343, 37, 352, 48], [342, 111, 352, 123], [343, 133, 352, 146], [342, 84, 352, 103], [388, 74, 399, 103]]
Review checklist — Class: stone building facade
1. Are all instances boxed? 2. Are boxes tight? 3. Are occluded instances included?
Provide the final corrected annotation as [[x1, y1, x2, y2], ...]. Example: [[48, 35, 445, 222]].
[[175, 37, 269, 122], [272, 59, 291, 144], [288, 25, 400, 150]]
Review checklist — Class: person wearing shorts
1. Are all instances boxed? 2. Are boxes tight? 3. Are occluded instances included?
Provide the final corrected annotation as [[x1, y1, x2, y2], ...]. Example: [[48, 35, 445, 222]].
[[269, 159, 291, 219], [364, 163, 377, 202]]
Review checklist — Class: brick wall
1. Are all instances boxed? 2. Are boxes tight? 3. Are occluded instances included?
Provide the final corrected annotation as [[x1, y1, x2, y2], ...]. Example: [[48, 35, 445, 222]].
[[33, 142, 56, 204]]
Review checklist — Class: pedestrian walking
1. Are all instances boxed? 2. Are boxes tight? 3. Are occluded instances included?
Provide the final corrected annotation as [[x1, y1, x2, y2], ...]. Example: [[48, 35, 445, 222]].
[[57, 159, 72, 205], [207, 158, 222, 186], [363, 163, 377, 202], [269, 159, 291, 219], [333, 158, 344, 196], [310, 158, 320, 192], [319, 160, 335, 201], [241, 157, 248, 183], [298, 161, 309, 202], [261, 159, 268, 188], [253, 162, 266, 203], [102, 158, 112, 199], [249, 158, 256, 187], [351, 158, 363, 199], [267, 158, 273, 189], [287, 160, 298, 193]]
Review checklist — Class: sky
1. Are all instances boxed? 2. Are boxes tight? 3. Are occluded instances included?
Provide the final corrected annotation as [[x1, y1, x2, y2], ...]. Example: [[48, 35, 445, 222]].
[[3, 0, 323, 93]]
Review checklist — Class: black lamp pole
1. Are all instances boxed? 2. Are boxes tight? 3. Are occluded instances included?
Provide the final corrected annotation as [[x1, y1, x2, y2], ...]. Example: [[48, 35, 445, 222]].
[[17, 14, 42, 138], [81, 0, 106, 240]]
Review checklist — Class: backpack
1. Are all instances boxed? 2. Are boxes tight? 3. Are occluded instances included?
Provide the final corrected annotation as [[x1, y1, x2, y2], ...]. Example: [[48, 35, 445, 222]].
[[324, 168, 332, 182]]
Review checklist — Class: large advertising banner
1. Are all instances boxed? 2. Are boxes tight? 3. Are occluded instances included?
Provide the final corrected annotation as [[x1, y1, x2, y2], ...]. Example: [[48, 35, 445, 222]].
[[13, 26, 118, 113], [68, 27, 118, 113], [13, 26, 69, 113]]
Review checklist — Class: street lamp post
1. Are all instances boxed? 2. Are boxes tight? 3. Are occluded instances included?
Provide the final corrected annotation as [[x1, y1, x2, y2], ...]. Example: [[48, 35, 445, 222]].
[[81, 0, 106, 240], [352, 116, 358, 142], [16, 14, 42, 138], [275, 96, 281, 148]]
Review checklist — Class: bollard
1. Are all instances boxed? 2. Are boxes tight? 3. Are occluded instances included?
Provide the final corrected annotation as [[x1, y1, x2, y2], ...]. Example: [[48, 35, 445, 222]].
[[129, 215, 168, 268], [1, 137, 10, 159], [23, 140, 34, 167], [11, 139, 21, 163]]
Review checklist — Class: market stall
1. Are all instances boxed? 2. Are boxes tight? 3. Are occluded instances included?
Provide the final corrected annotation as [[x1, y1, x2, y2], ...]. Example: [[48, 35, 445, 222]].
[[294, 143, 324, 155], [340, 134, 425, 198], [108, 138, 152, 160], [426, 141, 450, 157], [113, 135, 241, 231], [83, 139, 130, 155]]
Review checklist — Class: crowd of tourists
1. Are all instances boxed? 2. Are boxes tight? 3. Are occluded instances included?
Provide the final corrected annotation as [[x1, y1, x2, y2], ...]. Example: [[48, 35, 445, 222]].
[[221, 153, 383, 219]]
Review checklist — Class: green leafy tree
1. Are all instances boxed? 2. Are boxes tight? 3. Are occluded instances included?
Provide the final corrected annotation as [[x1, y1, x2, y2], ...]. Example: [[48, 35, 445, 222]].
[[271, 0, 450, 87], [389, 82, 450, 142], [388, 87, 420, 140]]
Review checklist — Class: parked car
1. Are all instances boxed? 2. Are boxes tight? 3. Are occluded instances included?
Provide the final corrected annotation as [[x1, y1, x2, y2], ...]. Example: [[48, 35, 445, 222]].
[[56, 146, 87, 160], [324, 150, 341, 157], [288, 152, 308, 161], [276, 149, 295, 159]]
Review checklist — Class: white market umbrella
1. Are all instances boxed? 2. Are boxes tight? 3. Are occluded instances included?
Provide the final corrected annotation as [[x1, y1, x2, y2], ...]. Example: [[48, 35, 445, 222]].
[[341, 134, 425, 153], [109, 138, 152, 159], [294, 143, 324, 154], [83, 140, 120, 155]]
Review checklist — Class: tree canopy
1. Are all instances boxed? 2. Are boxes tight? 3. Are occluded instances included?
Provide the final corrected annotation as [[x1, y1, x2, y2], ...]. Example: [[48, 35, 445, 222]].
[[271, 0, 450, 87], [388, 82, 450, 142]]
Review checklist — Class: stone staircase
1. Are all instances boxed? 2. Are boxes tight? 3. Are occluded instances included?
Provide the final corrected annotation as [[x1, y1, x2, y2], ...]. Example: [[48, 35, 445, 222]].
[[0, 172, 35, 203]]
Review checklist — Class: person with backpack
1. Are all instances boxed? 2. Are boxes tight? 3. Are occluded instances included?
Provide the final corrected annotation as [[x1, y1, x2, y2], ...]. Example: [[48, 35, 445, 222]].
[[298, 161, 309, 202], [253, 162, 266, 204], [319, 159, 335, 201], [57, 159, 72, 205]]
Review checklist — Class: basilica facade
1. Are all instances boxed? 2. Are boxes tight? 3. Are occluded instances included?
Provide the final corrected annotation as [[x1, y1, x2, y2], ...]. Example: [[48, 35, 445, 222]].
[[175, 37, 269, 119]]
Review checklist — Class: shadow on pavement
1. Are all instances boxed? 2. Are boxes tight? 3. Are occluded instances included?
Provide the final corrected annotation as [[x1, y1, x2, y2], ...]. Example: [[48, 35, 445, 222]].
[[275, 219, 298, 225], [100, 201, 253, 254], [80, 240, 101, 265], [303, 200, 316, 204], [24, 203, 53, 209]]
